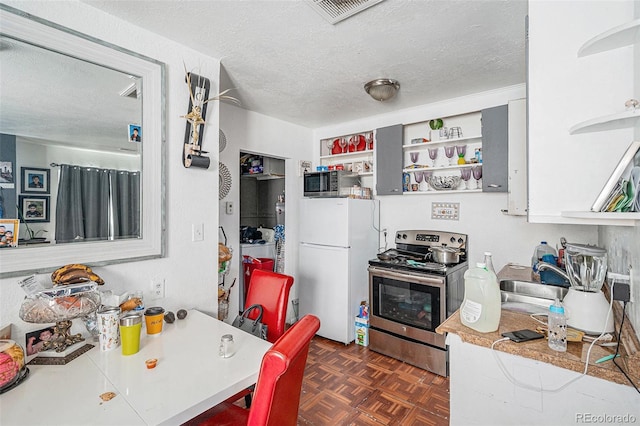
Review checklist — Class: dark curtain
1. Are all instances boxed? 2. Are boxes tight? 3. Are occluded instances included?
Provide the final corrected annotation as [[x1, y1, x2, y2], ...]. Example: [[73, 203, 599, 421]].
[[110, 170, 141, 239], [55, 165, 140, 243]]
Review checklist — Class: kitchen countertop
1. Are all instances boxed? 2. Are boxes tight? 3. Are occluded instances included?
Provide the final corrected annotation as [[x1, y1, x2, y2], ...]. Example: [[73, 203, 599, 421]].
[[437, 264, 640, 387]]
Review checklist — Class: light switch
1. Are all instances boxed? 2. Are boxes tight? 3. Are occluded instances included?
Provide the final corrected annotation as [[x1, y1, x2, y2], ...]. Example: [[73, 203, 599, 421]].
[[192, 223, 204, 241]]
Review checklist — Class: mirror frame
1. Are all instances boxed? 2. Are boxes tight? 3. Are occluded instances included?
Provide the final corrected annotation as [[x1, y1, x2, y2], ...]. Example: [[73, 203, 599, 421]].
[[0, 5, 166, 277]]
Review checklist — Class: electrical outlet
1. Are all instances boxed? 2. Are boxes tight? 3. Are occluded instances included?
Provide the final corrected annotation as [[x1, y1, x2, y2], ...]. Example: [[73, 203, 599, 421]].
[[225, 201, 234, 215], [192, 223, 204, 242], [151, 279, 165, 298]]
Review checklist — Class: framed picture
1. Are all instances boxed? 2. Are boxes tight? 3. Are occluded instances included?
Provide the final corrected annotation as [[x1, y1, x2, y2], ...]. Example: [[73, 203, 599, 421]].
[[128, 124, 142, 143], [19, 195, 50, 223], [21, 167, 50, 194], [0, 161, 15, 188], [0, 218, 19, 248], [25, 326, 55, 356]]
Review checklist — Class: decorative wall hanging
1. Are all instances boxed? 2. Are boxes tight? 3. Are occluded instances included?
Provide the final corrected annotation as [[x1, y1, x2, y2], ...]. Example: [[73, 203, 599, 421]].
[[219, 129, 227, 153], [219, 162, 232, 200], [182, 72, 211, 169], [181, 65, 239, 170]]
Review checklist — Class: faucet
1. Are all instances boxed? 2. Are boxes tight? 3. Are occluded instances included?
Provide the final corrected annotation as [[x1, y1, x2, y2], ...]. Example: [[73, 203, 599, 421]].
[[536, 262, 570, 282]]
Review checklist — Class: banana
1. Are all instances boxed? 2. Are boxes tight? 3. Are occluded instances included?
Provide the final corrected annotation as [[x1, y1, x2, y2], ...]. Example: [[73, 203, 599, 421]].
[[51, 263, 92, 282], [51, 263, 105, 285]]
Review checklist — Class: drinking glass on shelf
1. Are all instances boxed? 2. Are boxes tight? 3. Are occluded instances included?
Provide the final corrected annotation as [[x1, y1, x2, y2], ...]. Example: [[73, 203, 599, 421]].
[[338, 137, 347, 153], [410, 152, 419, 166], [472, 165, 483, 189], [414, 171, 424, 191], [449, 127, 463, 139], [428, 147, 439, 167], [326, 139, 335, 155], [423, 170, 433, 191], [439, 127, 449, 139], [367, 132, 374, 150], [444, 146, 455, 166], [460, 167, 472, 190], [348, 135, 357, 152], [456, 145, 467, 165]]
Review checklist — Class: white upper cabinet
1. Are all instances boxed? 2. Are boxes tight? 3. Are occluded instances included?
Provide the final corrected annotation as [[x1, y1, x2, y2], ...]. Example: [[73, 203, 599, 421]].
[[527, 0, 639, 226]]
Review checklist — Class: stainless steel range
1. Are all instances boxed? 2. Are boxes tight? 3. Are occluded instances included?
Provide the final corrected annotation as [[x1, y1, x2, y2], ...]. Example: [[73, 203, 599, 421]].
[[368, 230, 468, 377]]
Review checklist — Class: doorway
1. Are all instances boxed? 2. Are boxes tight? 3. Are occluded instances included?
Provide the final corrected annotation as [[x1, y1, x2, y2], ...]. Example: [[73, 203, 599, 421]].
[[239, 151, 286, 308]]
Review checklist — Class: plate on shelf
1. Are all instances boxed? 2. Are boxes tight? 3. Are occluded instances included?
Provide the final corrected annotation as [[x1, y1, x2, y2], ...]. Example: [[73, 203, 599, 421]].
[[331, 139, 342, 155]]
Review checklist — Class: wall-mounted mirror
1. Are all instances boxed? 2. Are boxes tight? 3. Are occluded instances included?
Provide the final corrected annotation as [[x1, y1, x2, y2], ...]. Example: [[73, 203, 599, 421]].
[[0, 5, 165, 277]]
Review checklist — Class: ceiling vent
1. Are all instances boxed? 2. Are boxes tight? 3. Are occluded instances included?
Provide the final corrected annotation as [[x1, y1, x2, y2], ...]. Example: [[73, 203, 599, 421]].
[[306, 0, 385, 24]]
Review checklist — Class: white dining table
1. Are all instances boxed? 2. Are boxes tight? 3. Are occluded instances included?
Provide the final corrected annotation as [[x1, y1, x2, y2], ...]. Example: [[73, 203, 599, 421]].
[[0, 310, 272, 426]]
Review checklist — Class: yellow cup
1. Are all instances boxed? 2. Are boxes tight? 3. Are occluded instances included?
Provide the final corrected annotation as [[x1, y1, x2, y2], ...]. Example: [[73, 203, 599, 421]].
[[119, 312, 142, 355], [144, 307, 165, 335]]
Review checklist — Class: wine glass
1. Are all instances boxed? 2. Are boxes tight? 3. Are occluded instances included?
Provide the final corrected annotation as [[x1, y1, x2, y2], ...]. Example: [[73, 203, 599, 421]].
[[338, 137, 347, 154], [414, 171, 424, 191], [410, 152, 419, 166], [444, 146, 455, 166], [428, 147, 439, 167], [348, 135, 357, 152], [472, 165, 483, 189], [367, 132, 374, 150], [456, 145, 467, 165], [423, 170, 433, 191], [326, 139, 335, 155], [460, 167, 472, 189]]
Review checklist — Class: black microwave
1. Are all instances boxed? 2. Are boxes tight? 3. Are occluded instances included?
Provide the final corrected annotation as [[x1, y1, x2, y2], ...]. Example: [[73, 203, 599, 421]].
[[303, 170, 360, 197]]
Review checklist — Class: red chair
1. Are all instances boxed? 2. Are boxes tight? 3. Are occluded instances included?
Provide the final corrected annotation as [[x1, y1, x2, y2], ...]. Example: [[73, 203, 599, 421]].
[[192, 314, 320, 426], [227, 268, 294, 407], [244, 269, 294, 344]]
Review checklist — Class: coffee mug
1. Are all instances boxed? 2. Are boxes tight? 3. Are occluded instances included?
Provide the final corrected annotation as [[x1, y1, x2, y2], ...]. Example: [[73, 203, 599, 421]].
[[144, 307, 165, 335]]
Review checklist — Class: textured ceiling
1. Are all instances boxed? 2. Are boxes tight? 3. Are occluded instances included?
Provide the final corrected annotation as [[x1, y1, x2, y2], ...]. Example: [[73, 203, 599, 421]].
[[83, 0, 528, 128]]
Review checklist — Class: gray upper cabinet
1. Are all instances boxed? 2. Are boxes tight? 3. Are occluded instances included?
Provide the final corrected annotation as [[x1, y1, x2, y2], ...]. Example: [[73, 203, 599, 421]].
[[375, 124, 403, 195], [481, 105, 508, 193]]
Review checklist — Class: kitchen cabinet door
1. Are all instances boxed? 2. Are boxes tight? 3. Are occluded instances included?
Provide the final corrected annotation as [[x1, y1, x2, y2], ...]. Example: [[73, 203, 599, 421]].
[[375, 124, 403, 195], [481, 105, 508, 193]]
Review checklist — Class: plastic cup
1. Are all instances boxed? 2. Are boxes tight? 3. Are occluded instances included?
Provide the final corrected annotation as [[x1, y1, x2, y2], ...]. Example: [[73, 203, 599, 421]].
[[144, 307, 165, 335], [119, 312, 142, 355]]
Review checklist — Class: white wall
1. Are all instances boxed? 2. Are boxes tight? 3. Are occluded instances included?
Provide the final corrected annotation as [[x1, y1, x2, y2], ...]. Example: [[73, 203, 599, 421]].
[[1, 1, 222, 346], [219, 104, 313, 323]]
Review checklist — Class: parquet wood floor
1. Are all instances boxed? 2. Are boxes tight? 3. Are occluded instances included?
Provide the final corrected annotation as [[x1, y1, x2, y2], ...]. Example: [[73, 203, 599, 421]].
[[298, 336, 450, 426]]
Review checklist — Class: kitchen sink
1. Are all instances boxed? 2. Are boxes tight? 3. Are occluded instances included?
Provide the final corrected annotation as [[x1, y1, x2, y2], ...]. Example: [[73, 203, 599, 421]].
[[500, 279, 568, 314]]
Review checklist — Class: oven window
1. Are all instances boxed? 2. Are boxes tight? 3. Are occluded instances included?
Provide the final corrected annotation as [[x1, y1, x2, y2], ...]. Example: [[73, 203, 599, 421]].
[[372, 275, 442, 332]]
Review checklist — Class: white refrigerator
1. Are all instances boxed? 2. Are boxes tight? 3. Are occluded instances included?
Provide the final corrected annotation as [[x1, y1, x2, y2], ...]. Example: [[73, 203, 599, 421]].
[[298, 198, 379, 344]]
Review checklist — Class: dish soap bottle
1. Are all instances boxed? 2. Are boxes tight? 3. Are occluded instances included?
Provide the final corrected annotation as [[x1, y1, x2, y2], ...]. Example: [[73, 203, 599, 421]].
[[460, 262, 501, 333], [548, 298, 567, 352]]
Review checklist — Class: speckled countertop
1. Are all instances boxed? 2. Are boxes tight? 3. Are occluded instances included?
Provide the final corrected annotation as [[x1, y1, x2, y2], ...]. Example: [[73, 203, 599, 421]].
[[436, 264, 640, 387]]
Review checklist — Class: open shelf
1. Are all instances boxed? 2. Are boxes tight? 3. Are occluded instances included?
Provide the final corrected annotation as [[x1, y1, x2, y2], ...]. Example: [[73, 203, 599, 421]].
[[402, 134, 481, 149], [404, 188, 481, 195], [320, 149, 373, 160], [403, 164, 478, 173], [561, 211, 640, 226], [578, 18, 640, 57], [569, 109, 640, 135]]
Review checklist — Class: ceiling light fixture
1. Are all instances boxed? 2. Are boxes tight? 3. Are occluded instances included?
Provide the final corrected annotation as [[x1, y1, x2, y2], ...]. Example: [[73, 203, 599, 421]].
[[364, 78, 400, 102]]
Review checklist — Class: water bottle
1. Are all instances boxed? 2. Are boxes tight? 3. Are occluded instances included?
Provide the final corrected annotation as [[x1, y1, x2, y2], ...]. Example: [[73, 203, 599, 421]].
[[483, 252, 496, 275], [548, 298, 567, 352], [460, 263, 501, 333], [531, 241, 557, 273]]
